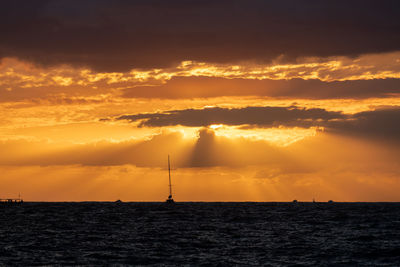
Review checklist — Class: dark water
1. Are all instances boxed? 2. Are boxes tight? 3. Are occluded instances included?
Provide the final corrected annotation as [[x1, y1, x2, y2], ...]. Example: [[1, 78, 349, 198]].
[[1, 202, 400, 266]]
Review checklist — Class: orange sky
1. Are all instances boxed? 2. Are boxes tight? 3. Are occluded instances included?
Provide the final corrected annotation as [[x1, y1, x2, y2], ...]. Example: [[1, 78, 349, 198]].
[[1, 2, 400, 201], [1, 55, 400, 201]]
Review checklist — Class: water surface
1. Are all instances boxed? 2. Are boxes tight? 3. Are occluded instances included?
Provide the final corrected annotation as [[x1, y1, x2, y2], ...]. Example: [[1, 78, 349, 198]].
[[1, 202, 399, 265]]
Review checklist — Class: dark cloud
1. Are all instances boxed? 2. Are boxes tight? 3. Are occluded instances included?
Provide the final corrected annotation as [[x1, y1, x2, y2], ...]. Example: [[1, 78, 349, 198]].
[[117, 106, 400, 142], [325, 108, 400, 142], [123, 77, 400, 99], [117, 106, 344, 128], [1, 0, 400, 71]]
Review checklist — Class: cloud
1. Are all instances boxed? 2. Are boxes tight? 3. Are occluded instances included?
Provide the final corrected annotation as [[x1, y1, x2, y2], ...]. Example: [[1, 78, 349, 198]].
[[325, 107, 400, 142], [2, 54, 400, 104], [1, 127, 318, 176], [0, 132, 193, 167], [0, 130, 289, 168], [117, 106, 345, 127], [1, 0, 400, 71], [122, 76, 400, 99], [117, 105, 400, 143], [2, 125, 400, 183]]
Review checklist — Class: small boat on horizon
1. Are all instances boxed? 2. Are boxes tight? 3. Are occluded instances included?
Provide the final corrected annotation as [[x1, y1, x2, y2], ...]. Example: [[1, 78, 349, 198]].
[[166, 155, 175, 204], [0, 193, 23, 205]]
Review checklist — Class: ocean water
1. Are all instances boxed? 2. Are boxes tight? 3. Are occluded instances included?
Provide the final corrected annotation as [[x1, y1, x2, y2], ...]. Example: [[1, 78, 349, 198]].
[[1, 202, 400, 266]]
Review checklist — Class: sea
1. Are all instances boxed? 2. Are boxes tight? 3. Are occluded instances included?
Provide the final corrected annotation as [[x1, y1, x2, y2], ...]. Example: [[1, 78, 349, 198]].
[[1, 202, 400, 266]]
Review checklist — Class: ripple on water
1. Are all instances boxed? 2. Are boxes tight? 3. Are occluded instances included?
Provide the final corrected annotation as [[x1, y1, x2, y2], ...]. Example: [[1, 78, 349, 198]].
[[1, 202, 400, 265]]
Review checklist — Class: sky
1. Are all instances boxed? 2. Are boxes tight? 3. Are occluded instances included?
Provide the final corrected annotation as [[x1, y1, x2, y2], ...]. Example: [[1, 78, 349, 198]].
[[1, 0, 400, 201]]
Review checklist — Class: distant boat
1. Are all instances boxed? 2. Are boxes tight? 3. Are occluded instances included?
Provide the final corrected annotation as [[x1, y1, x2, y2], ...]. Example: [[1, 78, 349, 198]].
[[166, 155, 175, 204], [0, 193, 23, 205]]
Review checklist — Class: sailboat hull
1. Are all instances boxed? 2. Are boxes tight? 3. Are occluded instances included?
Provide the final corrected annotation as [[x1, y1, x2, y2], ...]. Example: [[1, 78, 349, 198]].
[[166, 199, 175, 204]]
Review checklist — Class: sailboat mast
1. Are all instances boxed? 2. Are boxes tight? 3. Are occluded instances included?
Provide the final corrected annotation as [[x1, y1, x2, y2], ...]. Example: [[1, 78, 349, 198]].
[[168, 155, 172, 197]]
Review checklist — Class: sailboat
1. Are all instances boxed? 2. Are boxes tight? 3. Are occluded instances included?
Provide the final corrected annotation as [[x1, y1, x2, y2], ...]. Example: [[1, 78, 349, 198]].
[[166, 155, 175, 204]]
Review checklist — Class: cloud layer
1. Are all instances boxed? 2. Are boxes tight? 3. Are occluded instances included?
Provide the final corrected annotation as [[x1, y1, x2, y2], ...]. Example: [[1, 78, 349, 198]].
[[118, 106, 344, 127], [1, 0, 400, 71], [117, 106, 400, 142], [328, 108, 400, 141], [123, 77, 400, 99]]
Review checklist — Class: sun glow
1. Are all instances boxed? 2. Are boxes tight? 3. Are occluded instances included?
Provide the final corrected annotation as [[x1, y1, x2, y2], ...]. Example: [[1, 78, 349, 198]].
[[209, 124, 223, 130], [208, 124, 318, 146]]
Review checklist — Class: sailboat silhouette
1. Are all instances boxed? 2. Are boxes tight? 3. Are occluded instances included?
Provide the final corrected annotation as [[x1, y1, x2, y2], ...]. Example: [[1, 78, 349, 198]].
[[166, 155, 175, 204]]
